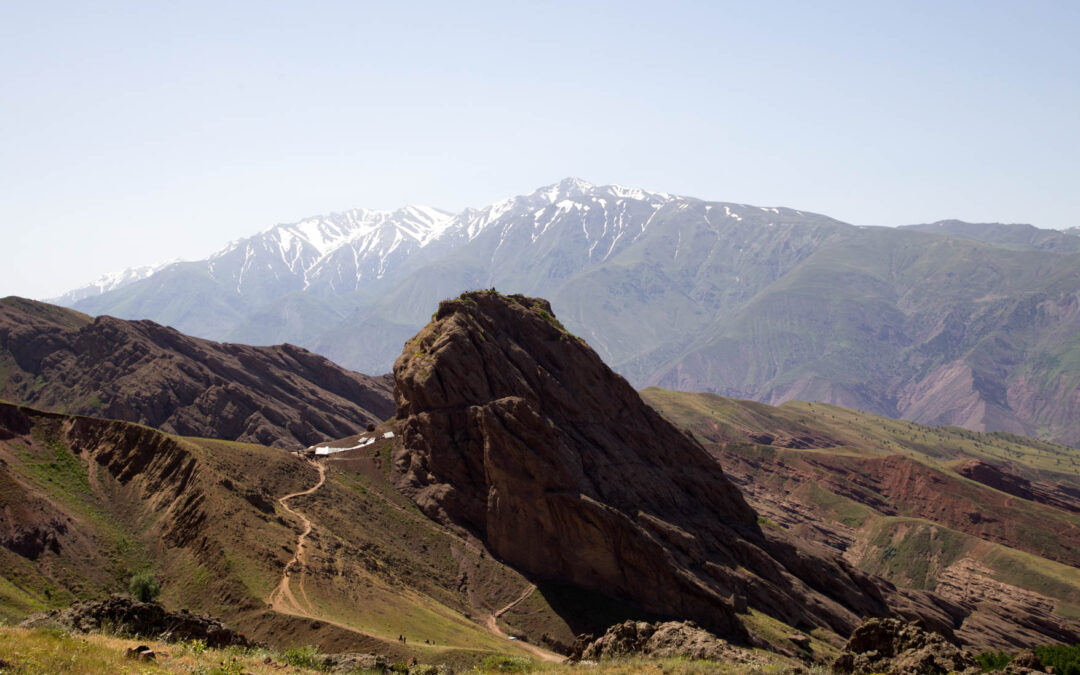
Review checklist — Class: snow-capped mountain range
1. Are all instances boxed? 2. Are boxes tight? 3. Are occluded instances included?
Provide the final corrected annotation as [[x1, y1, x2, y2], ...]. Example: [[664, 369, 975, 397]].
[[49, 263, 174, 306], [53, 179, 1080, 448], [204, 204, 457, 303], [59, 177, 832, 365], [54, 178, 685, 305]]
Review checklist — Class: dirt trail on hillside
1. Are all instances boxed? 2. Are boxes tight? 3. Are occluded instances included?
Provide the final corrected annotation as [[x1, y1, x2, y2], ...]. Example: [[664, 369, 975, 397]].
[[485, 584, 563, 663], [267, 461, 326, 616], [265, 462, 404, 647], [268, 459, 562, 663]]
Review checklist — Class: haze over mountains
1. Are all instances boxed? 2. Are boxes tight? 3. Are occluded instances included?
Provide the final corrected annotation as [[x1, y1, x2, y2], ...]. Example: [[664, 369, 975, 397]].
[[57, 179, 1080, 446]]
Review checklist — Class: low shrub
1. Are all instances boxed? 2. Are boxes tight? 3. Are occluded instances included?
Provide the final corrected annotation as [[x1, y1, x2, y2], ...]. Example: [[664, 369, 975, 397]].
[[1035, 644, 1080, 675], [128, 573, 161, 603], [282, 644, 322, 669], [976, 649, 1012, 671], [478, 654, 533, 672]]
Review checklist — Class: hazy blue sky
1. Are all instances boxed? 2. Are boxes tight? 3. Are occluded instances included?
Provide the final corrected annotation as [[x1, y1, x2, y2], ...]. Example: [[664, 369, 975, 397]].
[[3, 1, 1078, 299]]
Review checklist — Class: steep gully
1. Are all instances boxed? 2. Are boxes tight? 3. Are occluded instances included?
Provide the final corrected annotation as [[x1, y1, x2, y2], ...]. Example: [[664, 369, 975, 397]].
[[267, 458, 561, 662]]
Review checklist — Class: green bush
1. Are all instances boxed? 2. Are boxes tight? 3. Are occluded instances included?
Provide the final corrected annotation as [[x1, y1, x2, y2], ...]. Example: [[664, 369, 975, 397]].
[[281, 644, 322, 670], [128, 573, 161, 603], [976, 649, 1012, 671], [1036, 644, 1080, 675], [207, 658, 246, 675], [183, 638, 208, 656]]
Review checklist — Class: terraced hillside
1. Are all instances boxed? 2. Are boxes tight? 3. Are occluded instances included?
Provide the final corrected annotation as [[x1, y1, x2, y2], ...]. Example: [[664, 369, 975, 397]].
[[642, 387, 1080, 645]]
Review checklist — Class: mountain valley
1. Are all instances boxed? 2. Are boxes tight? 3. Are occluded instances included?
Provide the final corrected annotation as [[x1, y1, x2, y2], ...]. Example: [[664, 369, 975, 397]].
[[2, 291, 1080, 672]]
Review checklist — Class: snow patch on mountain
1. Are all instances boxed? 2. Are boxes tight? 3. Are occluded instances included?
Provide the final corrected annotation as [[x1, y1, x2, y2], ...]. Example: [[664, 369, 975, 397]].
[[46, 261, 177, 305]]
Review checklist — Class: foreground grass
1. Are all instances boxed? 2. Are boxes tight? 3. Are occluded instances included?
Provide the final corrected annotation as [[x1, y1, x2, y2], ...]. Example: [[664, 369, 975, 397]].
[[0, 626, 318, 674], [0, 625, 826, 674], [9, 625, 1075, 675]]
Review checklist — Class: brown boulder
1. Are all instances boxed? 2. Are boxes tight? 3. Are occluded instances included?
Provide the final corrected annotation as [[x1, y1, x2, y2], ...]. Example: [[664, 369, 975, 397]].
[[1011, 649, 1042, 671], [572, 620, 759, 665], [125, 645, 156, 662], [20, 595, 253, 648], [788, 633, 811, 651], [832, 617, 978, 675]]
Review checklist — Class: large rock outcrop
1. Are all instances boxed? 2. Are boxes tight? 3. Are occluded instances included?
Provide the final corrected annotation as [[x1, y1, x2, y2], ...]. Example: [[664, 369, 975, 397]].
[[20, 595, 252, 648], [832, 618, 978, 675], [571, 620, 761, 665], [0, 296, 394, 449], [391, 291, 965, 642]]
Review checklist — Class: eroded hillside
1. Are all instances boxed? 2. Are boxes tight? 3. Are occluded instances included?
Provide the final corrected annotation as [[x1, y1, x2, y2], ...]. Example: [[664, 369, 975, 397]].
[[0, 297, 393, 449], [0, 402, 580, 666], [641, 387, 1080, 646]]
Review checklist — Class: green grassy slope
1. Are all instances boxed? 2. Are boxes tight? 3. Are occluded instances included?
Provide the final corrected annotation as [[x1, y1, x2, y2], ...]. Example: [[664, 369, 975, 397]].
[[0, 403, 570, 664], [641, 387, 1080, 621]]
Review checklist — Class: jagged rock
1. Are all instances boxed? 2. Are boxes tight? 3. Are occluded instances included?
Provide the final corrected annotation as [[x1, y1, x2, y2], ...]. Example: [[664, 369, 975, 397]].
[[1, 518, 67, 559], [788, 633, 811, 651], [997, 649, 1045, 674], [572, 620, 760, 664], [832, 617, 978, 675], [125, 645, 156, 662], [1010, 649, 1043, 671], [20, 595, 252, 648], [392, 291, 970, 641]]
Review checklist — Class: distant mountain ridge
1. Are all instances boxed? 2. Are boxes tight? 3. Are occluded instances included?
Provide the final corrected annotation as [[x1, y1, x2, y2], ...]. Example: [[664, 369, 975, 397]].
[[900, 220, 1080, 253], [57, 179, 1080, 446], [48, 262, 169, 306]]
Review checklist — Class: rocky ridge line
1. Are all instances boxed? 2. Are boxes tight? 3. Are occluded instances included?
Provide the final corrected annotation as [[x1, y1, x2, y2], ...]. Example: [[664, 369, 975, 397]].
[[0, 297, 394, 449]]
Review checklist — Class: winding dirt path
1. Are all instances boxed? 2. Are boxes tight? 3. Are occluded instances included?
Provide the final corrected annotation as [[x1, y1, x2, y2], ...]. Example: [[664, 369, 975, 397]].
[[266, 460, 326, 616], [485, 584, 563, 663], [267, 459, 562, 663]]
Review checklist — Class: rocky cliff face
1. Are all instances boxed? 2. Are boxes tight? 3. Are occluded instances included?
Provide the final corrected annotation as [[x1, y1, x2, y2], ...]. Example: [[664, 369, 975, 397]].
[[957, 459, 1080, 514], [0, 297, 394, 449], [391, 291, 968, 643]]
